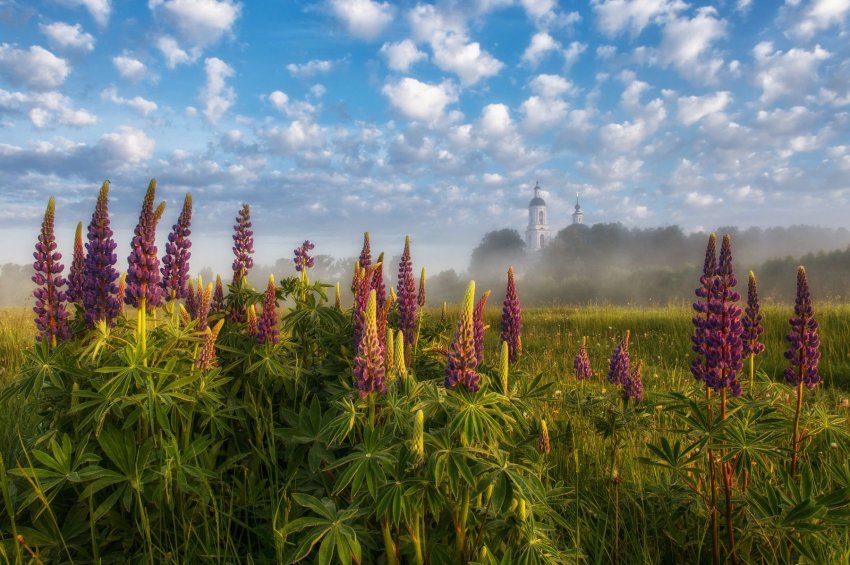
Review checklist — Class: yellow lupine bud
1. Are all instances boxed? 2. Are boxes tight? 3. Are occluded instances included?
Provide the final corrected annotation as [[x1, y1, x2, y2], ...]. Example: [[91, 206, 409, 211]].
[[500, 340, 510, 395], [412, 409, 425, 461]]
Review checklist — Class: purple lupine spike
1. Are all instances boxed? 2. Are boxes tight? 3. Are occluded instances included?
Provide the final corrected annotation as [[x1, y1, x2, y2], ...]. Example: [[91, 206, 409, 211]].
[[608, 330, 630, 385], [231, 203, 254, 286], [418, 267, 426, 308], [66, 222, 85, 304], [82, 181, 120, 327], [352, 263, 374, 351], [125, 179, 165, 311], [574, 336, 593, 380], [372, 252, 387, 313], [185, 278, 198, 320], [212, 274, 225, 314], [473, 289, 491, 365], [196, 319, 224, 370], [353, 289, 386, 397], [397, 236, 418, 359], [445, 281, 480, 392], [32, 197, 71, 346], [622, 360, 644, 402], [160, 193, 193, 301], [357, 232, 371, 274], [500, 266, 522, 363], [784, 266, 821, 389], [256, 274, 280, 345], [743, 271, 765, 356], [293, 240, 316, 272], [691, 233, 717, 384]]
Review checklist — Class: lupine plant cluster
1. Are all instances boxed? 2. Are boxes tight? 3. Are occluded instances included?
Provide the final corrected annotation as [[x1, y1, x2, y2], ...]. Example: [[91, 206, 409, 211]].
[[3, 182, 850, 564]]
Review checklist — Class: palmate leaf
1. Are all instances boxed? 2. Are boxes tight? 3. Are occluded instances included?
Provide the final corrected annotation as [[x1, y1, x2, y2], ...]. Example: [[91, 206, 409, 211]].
[[281, 493, 363, 565], [329, 427, 394, 500], [638, 436, 704, 478], [446, 389, 515, 447]]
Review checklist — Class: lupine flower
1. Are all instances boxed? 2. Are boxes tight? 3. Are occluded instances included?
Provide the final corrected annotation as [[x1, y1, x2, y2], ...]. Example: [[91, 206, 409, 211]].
[[691, 233, 717, 384], [212, 274, 225, 314], [473, 290, 491, 365], [293, 240, 315, 275], [32, 197, 70, 345], [418, 267, 426, 308], [197, 282, 212, 331], [377, 285, 394, 354], [334, 281, 341, 310], [412, 409, 425, 462], [160, 193, 192, 301], [247, 304, 258, 337], [538, 419, 551, 455], [116, 272, 126, 315], [372, 252, 387, 312], [500, 266, 522, 363], [179, 303, 191, 325], [397, 236, 418, 360], [83, 181, 120, 327], [358, 231, 372, 274], [352, 263, 377, 350], [445, 281, 480, 392], [256, 274, 279, 345], [622, 360, 644, 402], [574, 336, 593, 380], [608, 330, 630, 385], [186, 278, 198, 320], [231, 203, 254, 286], [499, 340, 509, 395], [353, 289, 386, 397], [784, 266, 821, 389], [66, 222, 85, 304], [125, 179, 165, 311], [197, 319, 225, 370], [743, 271, 765, 356], [394, 329, 406, 378]]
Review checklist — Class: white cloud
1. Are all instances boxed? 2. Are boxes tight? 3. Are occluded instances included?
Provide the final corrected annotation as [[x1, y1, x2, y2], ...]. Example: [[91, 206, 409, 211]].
[[592, 0, 686, 36], [99, 126, 155, 162], [263, 120, 325, 154], [112, 54, 148, 82], [521, 95, 567, 131], [286, 59, 333, 78], [659, 7, 726, 84], [382, 77, 458, 123], [156, 36, 199, 68], [328, 0, 394, 40], [726, 185, 765, 203], [39, 22, 95, 52], [266, 90, 317, 120], [200, 57, 235, 123], [530, 73, 574, 98], [380, 39, 426, 72], [677, 91, 731, 125], [789, 0, 850, 40], [101, 86, 158, 116], [521, 31, 560, 67], [0, 44, 70, 90], [268, 90, 289, 112], [149, 0, 241, 47], [597, 44, 616, 59], [685, 191, 721, 206], [521, 0, 556, 19], [0, 89, 97, 128], [56, 0, 111, 27], [754, 41, 831, 104], [563, 41, 586, 68]]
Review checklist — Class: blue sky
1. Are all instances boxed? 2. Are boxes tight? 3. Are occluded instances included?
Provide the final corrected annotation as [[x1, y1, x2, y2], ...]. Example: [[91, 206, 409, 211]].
[[1, 0, 849, 274]]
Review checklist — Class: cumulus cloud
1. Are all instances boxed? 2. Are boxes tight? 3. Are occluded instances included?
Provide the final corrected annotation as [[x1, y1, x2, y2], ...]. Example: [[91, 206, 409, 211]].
[[39, 22, 95, 52], [521, 31, 560, 67], [380, 39, 426, 72], [592, 0, 686, 36], [286, 59, 334, 78], [265, 90, 318, 120], [262, 120, 325, 155], [530, 74, 574, 98], [55, 0, 111, 27], [677, 91, 731, 125], [0, 44, 70, 90], [658, 7, 726, 84], [0, 89, 97, 128], [112, 54, 148, 82], [328, 0, 394, 40], [101, 86, 158, 116], [521, 95, 567, 131], [149, 0, 241, 48], [382, 77, 458, 123], [753, 41, 831, 104], [156, 36, 199, 69], [787, 0, 850, 40], [200, 57, 235, 123], [685, 191, 721, 207], [99, 125, 155, 163]]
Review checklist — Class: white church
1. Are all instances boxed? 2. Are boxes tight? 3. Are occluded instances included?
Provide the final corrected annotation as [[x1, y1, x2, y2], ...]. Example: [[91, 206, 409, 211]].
[[525, 181, 584, 252]]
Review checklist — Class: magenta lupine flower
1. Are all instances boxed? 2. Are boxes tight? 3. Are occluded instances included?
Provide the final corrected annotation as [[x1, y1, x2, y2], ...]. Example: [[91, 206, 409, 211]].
[[125, 180, 165, 311], [197, 282, 212, 331], [691, 233, 717, 384], [784, 266, 821, 389], [396, 236, 418, 355], [372, 252, 387, 313], [473, 289, 491, 365], [82, 181, 120, 327], [212, 274, 225, 314], [445, 281, 481, 392], [66, 222, 85, 304], [352, 264, 371, 350], [196, 319, 224, 370], [622, 360, 644, 402], [231, 203, 254, 286], [574, 337, 593, 380], [293, 240, 315, 272], [256, 274, 280, 345], [358, 231, 372, 273], [160, 193, 193, 301], [186, 278, 198, 320], [608, 330, 630, 385], [353, 289, 386, 397], [32, 197, 71, 346], [500, 266, 522, 363], [743, 271, 765, 356]]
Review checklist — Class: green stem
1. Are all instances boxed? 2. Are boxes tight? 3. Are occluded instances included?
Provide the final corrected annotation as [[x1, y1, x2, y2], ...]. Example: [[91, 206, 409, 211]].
[[381, 517, 398, 565], [455, 488, 470, 563], [791, 381, 804, 477], [721, 388, 738, 565], [748, 353, 755, 395], [410, 512, 424, 565]]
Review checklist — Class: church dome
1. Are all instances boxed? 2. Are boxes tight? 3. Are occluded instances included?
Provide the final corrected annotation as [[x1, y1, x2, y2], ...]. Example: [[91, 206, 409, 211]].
[[529, 195, 546, 207]]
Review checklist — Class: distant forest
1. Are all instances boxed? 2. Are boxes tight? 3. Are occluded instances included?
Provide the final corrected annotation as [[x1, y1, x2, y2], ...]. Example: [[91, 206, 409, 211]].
[[3, 223, 850, 307]]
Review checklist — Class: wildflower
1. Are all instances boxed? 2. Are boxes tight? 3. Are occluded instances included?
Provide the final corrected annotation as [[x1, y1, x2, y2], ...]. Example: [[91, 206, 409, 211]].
[[412, 409, 425, 461], [197, 282, 212, 331], [125, 179, 165, 311], [574, 336, 593, 380], [32, 197, 70, 346], [247, 304, 258, 337], [622, 360, 645, 402], [353, 263, 378, 350], [256, 274, 280, 345], [473, 290, 491, 365], [211, 274, 225, 314], [353, 289, 386, 397], [82, 181, 120, 327], [608, 330, 630, 386], [784, 267, 821, 389], [186, 278, 198, 320], [231, 203, 254, 286], [66, 222, 85, 304], [499, 340, 509, 395], [703, 234, 744, 396], [373, 252, 387, 312], [196, 319, 225, 370], [116, 272, 126, 315], [691, 233, 717, 384], [418, 267, 426, 308], [538, 419, 551, 455], [358, 231, 372, 273], [394, 329, 406, 378], [397, 236, 418, 361], [160, 193, 193, 301], [500, 266, 522, 363], [377, 286, 394, 354], [293, 240, 315, 272], [743, 271, 765, 356], [445, 281, 480, 392]]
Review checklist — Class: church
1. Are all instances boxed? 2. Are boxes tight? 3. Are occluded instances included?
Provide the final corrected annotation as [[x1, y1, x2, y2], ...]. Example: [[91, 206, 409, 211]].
[[525, 181, 583, 251]]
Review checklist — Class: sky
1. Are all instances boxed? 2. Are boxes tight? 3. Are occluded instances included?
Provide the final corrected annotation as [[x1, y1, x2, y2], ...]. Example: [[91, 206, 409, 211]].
[[1, 0, 849, 275]]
